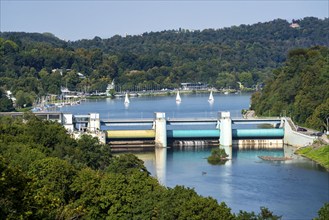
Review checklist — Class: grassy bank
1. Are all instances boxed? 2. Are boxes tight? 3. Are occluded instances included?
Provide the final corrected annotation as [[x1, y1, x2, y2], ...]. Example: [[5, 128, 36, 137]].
[[295, 145, 329, 170]]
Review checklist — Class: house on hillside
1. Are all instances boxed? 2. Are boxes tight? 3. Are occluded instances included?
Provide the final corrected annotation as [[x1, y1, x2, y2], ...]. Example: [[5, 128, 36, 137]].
[[290, 23, 300, 29]]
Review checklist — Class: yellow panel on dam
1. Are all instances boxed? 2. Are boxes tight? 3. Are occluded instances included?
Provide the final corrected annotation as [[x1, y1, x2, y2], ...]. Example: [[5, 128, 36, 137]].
[[107, 130, 155, 139]]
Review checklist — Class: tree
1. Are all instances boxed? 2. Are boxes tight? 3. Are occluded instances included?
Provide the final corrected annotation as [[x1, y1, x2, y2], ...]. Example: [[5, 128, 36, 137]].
[[216, 72, 237, 89], [0, 143, 45, 172], [0, 89, 14, 112], [38, 68, 49, 79], [0, 156, 31, 219], [306, 98, 329, 131], [69, 166, 162, 219], [74, 134, 112, 170], [238, 71, 254, 88], [235, 207, 282, 219], [314, 203, 329, 220], [15, 90, 34, 108], [207, 148, 229, 165], [156, 185, 234, 219], [27, 157, 77, 218], [106, 154, 149, 175]]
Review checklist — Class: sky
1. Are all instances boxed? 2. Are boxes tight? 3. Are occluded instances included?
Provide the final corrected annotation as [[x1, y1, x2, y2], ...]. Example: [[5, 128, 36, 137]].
[[1, 0, 328, 41]]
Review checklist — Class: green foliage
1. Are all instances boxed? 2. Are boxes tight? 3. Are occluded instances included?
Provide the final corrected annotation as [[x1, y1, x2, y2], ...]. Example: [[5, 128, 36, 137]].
[[27, 157, 77, 218], [23, 115, 75, 154], [0, 143, 46, 172], [156, 185, 235, 220], [69, 165, 163, 219], [0, 89, 14, 112], [306, 98, 329, 131], [314, 203, 329, 220], [0, 157, 32, 219], [75, 134, 112, 170], [235, 207, 282, 219], [251, 46, 329, 129], [106, 153, 150, 175], [207, 148, 229, 165]]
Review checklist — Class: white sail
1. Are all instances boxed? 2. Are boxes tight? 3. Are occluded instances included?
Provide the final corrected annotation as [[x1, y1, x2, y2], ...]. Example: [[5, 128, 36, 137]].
[[176, 91, 181, 102], [124, 93, 130, 104], [208, 91, 214, 102]]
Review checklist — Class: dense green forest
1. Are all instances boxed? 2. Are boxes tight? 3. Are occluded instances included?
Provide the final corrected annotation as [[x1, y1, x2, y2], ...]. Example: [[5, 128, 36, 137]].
[[251, 46, 329, 131], [1, 17, 328, 109], [0, 114, 294, 219]]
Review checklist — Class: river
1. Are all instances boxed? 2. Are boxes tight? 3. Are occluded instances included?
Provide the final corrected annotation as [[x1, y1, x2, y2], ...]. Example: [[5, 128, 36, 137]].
[[61, 92, 329, 219]]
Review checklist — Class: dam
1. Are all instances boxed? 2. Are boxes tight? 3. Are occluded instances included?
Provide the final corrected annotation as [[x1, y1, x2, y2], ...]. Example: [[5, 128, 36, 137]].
[[1, 112, 316, 149], [0, 111, 316, 152]]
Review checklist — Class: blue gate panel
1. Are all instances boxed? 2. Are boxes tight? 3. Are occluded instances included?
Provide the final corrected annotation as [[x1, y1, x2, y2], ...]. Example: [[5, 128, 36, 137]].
[[232, 128, 284, 138], [167, 130, 220, 138]]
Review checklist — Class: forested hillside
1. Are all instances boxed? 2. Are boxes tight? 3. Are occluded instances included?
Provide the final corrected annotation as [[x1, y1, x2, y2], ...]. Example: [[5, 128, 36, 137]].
[[251, 46, 329, 130], [0, 17, 328, 108]]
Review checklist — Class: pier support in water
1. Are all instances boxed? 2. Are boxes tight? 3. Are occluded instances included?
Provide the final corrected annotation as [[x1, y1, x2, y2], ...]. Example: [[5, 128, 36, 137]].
[[219, 111, 232, 159], [154, 112, 167, 148]]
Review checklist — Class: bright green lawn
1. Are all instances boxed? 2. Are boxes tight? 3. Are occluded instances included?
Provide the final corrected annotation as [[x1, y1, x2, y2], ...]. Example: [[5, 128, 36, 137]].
[[296, 145, 329, 170]]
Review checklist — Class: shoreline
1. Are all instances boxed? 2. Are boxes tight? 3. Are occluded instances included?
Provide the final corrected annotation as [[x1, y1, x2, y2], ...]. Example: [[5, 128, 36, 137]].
[[87, 90, 254, 100], [295, 144, 329, 171]]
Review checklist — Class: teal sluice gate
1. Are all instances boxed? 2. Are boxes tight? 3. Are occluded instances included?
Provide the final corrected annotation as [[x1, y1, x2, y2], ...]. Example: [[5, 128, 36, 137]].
[[166, 128, 284, 139], [232, 128, 284, 139], [167, 130, 220, 138]]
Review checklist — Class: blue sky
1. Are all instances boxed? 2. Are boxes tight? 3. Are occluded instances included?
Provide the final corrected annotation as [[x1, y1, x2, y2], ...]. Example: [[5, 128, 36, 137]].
[[1, 0, 328, 41]]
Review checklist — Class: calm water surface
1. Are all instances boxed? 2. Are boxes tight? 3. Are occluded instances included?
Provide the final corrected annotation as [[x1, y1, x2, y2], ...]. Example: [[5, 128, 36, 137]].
[[62, 93, 329, 219], [61, 92, 250, 119], [139, 146, 328, 220]]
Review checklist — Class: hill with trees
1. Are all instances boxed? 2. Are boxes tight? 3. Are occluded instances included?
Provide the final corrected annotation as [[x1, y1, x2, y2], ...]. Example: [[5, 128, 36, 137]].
[[0, 17, 328, 108], [251, 46, 329, 131]]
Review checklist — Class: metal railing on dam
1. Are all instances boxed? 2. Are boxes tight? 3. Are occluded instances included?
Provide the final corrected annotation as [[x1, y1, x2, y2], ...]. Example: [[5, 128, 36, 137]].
[[101, 117, 282, 126]]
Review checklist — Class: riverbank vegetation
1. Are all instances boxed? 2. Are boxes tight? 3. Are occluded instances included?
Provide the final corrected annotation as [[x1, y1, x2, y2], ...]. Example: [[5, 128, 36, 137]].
[[295, 145, 329, 170], [207, 148, 229, 165], [1, 17, 328, 109], [251, 46, 329, 132]]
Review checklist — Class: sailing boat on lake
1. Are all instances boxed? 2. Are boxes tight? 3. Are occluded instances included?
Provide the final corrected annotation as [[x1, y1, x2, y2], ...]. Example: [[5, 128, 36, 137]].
[[208, 90, 214, 103], [176, 91, 181, 103], [124, 93, 130, 104]]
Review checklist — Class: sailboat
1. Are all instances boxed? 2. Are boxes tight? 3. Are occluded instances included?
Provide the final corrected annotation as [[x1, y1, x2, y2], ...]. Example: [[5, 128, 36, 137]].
[[124, 93, 130, 104], [208, 91, 214, 103], [176, 91, 181, 103]]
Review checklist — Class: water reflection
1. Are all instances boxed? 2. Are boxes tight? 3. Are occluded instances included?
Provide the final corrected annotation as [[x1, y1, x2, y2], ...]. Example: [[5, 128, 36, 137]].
[[221, 145, 233, 160], [124, 102, 129, 109], [155, 147, 167, 185]]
